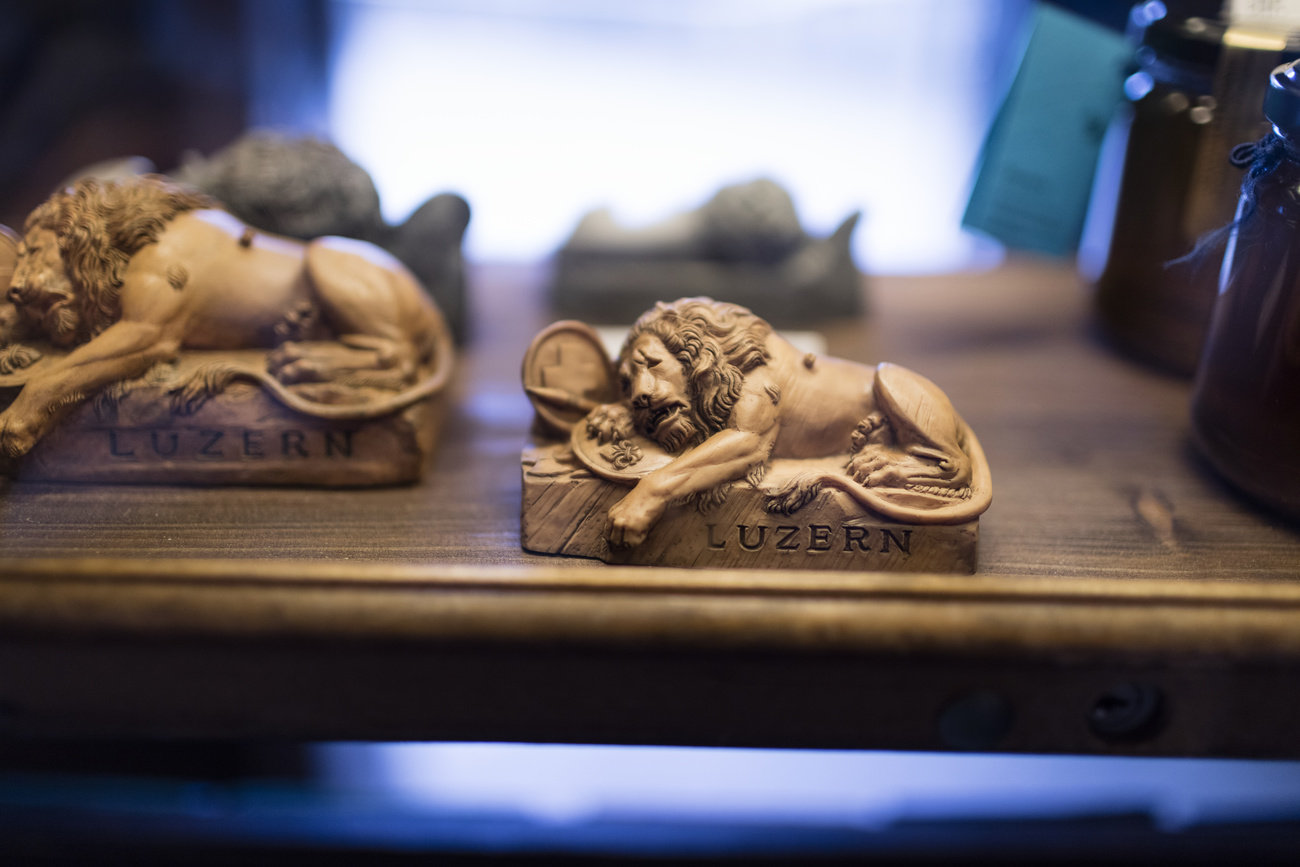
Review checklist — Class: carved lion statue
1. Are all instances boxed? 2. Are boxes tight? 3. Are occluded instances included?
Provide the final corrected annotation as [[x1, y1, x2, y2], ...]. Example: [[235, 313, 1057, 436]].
[[569, 298, 991, 547], [0, 175, 452, 457]]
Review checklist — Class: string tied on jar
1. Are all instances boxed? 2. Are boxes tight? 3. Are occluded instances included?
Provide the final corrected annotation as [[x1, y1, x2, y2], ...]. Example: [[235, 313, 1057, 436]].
[[1168, 132, 1300, 269]]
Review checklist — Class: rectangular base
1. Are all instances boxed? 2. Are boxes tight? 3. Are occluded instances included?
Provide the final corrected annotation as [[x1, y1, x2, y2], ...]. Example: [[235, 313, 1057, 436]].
[[6, 352, 442, 487], [522, 442, 977, 573]]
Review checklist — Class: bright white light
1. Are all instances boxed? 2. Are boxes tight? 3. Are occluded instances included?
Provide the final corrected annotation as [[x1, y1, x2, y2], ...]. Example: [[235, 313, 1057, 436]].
[[329, 0, 1010, 272], [318, 742, 1300, 830]]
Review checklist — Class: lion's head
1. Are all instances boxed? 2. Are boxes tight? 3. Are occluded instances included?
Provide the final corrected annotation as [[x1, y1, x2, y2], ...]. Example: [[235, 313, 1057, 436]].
[[618, 298, 771, 452], [8, 175, 213, 348]]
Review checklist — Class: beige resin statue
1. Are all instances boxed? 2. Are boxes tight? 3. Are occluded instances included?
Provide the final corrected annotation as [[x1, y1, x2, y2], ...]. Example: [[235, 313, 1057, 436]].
[[522, 298, 991, 572], [0, 176, 452, 484]]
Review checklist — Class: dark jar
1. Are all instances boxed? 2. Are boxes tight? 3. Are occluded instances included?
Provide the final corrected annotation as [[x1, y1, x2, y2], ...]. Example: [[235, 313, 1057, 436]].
[[1190, 61, 1300, 518], [1093, 2, 1296, 374]]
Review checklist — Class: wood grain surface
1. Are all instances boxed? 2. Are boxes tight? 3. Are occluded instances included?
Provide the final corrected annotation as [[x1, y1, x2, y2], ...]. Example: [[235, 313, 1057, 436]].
[[1, 258, 1294, 577], [1, 259, 1299, 754]]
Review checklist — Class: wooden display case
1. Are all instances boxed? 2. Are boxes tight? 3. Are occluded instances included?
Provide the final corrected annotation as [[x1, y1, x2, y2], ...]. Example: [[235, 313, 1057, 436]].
[[2, 258, 1298, 757]]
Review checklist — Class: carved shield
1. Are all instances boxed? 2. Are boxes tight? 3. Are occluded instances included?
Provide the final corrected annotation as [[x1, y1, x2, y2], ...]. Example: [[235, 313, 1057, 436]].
[[569, 416, 676, 483], [0, 225, 16, 293], [522, 320, 620, 437]]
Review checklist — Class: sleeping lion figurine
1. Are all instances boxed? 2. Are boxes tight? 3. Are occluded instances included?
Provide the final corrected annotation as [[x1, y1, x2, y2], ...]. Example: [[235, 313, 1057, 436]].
[[0, 175, 453, 458], [529, 298, 992, 548]]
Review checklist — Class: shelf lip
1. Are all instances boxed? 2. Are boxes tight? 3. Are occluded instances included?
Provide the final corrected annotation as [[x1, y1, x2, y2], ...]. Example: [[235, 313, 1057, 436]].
[[3, 555, 1300, 608], [3, 558, 1300, 664]]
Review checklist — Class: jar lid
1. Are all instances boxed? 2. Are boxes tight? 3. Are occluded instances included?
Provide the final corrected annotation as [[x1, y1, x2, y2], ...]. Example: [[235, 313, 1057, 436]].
[[1134, 2, 1228, 71], [1266, 61, 1300, 136], [1135, 1, 1300, 70]]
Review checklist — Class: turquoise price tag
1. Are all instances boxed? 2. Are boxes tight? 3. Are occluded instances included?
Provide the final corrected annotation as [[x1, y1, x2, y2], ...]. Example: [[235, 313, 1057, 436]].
[[963, 3, 1131, 256]]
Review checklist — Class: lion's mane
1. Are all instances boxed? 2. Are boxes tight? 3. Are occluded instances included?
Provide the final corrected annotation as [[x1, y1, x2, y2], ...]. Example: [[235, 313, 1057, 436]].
[[23, 175, 213, 343], [622, 297, 771, 436]]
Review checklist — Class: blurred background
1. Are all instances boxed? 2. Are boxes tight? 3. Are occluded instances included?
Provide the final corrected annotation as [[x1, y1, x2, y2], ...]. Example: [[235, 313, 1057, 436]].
[[0, 0, 1047, 272], [325, 0, 1020, 273], [4, 0, 1300, 863]]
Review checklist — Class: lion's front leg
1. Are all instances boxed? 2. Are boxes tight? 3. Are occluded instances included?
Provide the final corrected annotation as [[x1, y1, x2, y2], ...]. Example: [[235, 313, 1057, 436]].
[[604, 426, 777, 548], [0, 375, 73, 457], [0, 320, 177, 457]]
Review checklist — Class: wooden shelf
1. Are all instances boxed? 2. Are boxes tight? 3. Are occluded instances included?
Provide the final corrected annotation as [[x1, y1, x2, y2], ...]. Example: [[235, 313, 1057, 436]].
[[2, 258, 1299, 756]]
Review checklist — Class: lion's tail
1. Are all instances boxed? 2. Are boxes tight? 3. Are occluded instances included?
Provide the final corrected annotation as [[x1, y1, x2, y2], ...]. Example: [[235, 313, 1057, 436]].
[[761, 423, 992, 525], [175, 331, 454, 420], [253, 345, 453, 419]]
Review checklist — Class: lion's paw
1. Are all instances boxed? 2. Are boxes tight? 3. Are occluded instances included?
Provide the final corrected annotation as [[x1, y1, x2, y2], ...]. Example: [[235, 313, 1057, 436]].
[[586, 403, 633, 445], [267, 341, 395, 386], [273, 302, 319, 344], [846, 446, 911, 489], [762, 473, 823, 515], [169, 363, 242, 416], [169, 379, 211, 417], [273, 358, 325, 385], [0, 343, 43, 376], [0, 414, 39, 457], [848, 443, 970, 491], [267, 341, 332, 385], [849, 412, 890, 451], [605, 486, 667, 548], [266, 342, 306, 378]]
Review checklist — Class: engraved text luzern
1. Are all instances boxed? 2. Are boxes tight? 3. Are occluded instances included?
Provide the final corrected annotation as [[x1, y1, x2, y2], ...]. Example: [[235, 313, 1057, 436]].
[[704, 523, 912, 554]]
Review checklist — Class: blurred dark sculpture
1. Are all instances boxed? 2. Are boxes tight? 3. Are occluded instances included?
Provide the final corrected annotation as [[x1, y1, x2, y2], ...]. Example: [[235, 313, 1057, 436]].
[[174, 135, 387, 243], [552, 179, 864, 325], [174, 132, 470, 340], [70, 133, 471, 340]]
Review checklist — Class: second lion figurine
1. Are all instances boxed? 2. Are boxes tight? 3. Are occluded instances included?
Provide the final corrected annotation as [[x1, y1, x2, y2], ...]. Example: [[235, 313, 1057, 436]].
[[0, 175, 453, 484]]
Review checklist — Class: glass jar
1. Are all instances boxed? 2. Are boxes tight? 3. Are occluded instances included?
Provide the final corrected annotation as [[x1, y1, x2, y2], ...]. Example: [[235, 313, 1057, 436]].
[[1190, 60, 1300, 518], [1093, 2, 1296, 374]]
